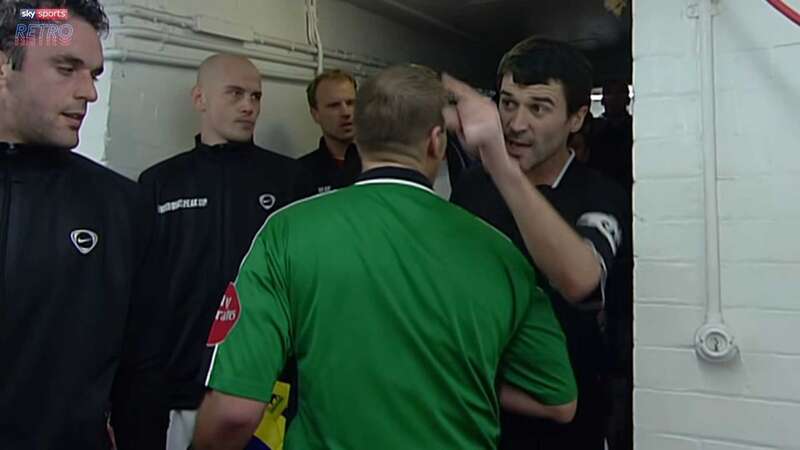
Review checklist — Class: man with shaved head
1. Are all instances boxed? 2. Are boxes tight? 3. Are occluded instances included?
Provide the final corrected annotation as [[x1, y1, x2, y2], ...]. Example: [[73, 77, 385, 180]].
[[139, 53, 311, 450], [193, 54, 262, 144]]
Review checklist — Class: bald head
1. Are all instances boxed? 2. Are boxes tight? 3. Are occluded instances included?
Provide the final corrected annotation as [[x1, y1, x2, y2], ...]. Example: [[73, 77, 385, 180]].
[[196, 54, 258, 88], [193, 54, 262, 145]]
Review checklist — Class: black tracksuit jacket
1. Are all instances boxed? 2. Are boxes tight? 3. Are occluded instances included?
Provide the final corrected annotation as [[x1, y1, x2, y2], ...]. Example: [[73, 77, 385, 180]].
[[138, 137, 312, 411], [0, 143, 167, 450]]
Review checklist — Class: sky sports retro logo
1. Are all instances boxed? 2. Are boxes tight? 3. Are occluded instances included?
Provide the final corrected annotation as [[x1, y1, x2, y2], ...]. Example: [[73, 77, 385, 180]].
[[15, 8, 72, 47], [19, 8, 69, 20]]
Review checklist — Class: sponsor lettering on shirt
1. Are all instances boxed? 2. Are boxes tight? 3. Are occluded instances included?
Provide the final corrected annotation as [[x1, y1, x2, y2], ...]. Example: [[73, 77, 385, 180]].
[[207, 283, 241, 346], [157, 197, 208, 214]]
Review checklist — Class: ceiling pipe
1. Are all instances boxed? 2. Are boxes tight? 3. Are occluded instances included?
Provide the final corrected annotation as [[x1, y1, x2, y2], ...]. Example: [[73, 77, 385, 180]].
[[103, 49, 313, 84], [104, 4, 387, 70], [370, 0, 479, 42], [112, 26, 319, 71]]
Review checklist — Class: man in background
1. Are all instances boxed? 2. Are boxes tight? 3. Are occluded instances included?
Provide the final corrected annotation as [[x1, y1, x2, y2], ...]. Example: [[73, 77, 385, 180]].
[[298, 69, 361, 193], [589, 78, 634, 450], [589, 79, 633, 191]]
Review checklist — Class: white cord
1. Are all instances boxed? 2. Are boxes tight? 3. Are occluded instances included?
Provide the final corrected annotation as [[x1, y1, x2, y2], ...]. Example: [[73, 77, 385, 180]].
[[305, 0, 324, 74], [305, 0, 318, 45]]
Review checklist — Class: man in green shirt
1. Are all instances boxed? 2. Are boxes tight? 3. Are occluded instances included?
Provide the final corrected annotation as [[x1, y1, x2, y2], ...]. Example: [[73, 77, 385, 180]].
[[193, 65, 576, 450]]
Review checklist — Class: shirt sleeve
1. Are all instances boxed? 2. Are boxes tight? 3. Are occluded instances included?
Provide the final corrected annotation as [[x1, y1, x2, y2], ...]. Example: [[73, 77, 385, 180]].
[[500, 286, 577, 406], [575, 208, 623, 277], [205, 215, 292, 403], [110, 187, 169, 450]]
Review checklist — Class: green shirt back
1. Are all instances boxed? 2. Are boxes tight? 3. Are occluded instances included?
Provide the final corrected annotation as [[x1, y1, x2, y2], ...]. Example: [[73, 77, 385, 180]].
[[206, 173, 576, 450]]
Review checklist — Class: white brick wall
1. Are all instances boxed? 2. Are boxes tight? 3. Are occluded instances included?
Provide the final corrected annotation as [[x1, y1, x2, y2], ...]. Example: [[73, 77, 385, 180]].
[[83, 0, 485, 177], [634, 0, 800, 448]]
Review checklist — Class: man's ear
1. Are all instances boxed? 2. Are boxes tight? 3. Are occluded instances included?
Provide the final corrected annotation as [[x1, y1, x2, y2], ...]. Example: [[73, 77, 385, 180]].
[[309, 106, 320, 125], [0, 51, 11, 78], [0, 51, 12, 89], [427, 125, 447, 161], [569, 105, 589, 133], [191, 85, 206, 112]]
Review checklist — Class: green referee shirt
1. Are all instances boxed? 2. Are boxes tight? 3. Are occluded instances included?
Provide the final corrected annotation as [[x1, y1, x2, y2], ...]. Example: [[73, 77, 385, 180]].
[[205, 166, 576, 450]]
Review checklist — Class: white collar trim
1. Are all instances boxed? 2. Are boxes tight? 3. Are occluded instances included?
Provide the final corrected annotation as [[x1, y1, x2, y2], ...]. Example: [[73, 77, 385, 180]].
[[550, 149, 576, 189], [355, 178, 436, 195]]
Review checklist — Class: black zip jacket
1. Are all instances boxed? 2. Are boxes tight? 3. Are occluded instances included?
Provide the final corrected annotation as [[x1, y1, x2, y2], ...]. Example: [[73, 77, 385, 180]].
[[297, 137, 361, 194], [139, 136, 312, 410], [0, 143, 168, 450], [451, 160, 629, 450]]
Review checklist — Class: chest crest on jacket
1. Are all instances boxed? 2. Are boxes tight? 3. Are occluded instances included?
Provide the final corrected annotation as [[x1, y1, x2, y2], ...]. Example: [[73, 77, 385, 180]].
[[70, 229, 99, 255], [258, 193, 276, 211]]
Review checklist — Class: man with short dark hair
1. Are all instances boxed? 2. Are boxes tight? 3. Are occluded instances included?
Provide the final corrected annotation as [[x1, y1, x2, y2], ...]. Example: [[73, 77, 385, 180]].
[[0, 1, 167, 449], [192, 65, 577, 450], [451, 37, 629, 450], [298, 69, 361, 193]]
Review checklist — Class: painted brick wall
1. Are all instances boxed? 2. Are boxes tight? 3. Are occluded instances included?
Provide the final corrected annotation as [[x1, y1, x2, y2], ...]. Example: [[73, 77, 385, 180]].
[[78, 0, 484, 178], [633, 0, 800, 448]]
